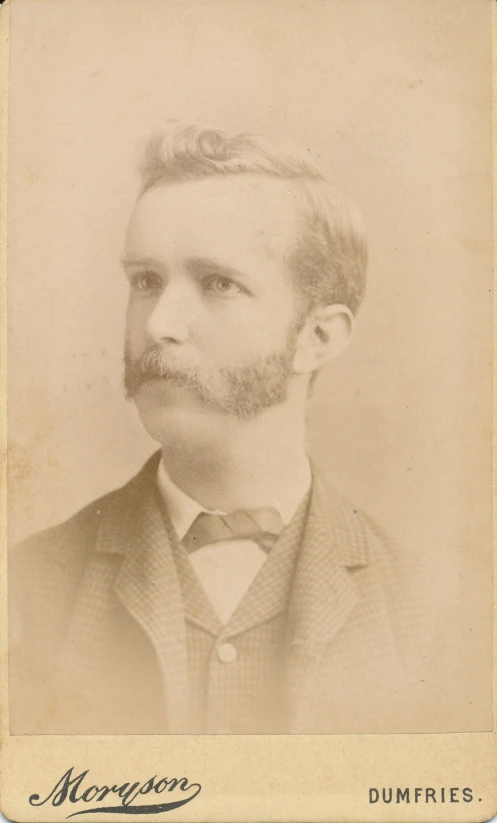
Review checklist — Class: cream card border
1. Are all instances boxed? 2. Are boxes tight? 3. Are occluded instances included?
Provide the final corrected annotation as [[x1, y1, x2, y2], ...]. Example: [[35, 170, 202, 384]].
[[0, 1, 495, 821]]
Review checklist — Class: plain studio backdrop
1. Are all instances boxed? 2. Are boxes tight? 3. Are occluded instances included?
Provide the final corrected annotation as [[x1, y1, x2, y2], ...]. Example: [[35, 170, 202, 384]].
[[7, 0, 493, 727]]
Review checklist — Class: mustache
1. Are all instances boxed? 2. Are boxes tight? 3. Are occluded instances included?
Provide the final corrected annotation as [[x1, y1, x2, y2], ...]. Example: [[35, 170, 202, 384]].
[[124, 345, 207, 398]]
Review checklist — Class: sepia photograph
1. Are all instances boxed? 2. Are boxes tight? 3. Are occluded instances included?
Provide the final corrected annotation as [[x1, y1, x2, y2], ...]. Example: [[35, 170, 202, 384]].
[[1, 0, 495, 819], [6, 0, 493, 738], [11, 120, 443, 736]]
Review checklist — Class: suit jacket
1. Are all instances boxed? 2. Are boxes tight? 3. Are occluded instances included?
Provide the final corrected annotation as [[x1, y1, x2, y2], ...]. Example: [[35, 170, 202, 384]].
[[9, 452, 431, 735]]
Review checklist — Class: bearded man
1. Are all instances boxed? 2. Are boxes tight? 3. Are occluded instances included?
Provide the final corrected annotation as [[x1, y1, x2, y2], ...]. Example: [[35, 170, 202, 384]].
[[10, 124, 425, 735]]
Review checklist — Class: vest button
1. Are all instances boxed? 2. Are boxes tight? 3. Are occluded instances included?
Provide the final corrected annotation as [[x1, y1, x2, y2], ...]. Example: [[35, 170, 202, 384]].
[[217, 642, 237, 663]]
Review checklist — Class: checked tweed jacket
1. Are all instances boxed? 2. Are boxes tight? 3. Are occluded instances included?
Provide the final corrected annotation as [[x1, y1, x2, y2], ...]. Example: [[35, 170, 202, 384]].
[[9, 452, 429, 735]]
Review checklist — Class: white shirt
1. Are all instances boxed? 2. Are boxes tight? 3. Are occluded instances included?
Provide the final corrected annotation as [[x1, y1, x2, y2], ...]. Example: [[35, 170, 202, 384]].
[[157, 459, 311, 624]]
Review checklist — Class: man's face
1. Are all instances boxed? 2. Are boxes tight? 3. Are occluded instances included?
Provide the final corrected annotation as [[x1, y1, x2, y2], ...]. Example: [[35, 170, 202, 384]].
[[123, 174, 305, 431]]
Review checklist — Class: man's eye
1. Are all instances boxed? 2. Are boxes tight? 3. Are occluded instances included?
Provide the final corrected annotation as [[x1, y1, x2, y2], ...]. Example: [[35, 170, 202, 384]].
[[204, 275, 243, 296], [131, 272, 162, 292]]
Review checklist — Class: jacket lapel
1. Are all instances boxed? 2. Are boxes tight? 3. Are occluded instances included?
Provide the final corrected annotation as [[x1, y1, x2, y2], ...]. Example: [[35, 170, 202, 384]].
[[91, 455, 190, 732], [285, 470, 368, 731]]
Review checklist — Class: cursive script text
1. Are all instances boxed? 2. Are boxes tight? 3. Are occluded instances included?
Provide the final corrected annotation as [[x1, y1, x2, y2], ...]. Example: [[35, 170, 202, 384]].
[[29, 767, 202, 817]]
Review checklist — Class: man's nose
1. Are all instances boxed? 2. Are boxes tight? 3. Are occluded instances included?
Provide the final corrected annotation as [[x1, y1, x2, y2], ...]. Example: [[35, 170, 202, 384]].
[[145, 284, 193, 344]]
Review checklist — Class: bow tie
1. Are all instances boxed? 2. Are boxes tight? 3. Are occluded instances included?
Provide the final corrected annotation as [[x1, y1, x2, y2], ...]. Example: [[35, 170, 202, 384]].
[[183, 508, 285, 554]]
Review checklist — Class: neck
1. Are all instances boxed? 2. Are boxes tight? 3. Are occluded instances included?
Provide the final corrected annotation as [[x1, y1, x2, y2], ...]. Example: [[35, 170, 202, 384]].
[[160, 391, 310, 512]]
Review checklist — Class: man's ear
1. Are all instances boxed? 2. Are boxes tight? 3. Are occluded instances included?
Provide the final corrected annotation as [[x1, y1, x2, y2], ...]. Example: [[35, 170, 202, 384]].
[[292, 304, 355, 375]]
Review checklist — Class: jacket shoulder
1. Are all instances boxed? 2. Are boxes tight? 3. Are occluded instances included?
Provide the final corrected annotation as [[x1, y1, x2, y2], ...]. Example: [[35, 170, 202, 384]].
[[13, 486, 122, 566], [9, 491, 116, 616], [317, 469, 421, 616], [316, 468, 397, 567], [10, 453, 160, 596]]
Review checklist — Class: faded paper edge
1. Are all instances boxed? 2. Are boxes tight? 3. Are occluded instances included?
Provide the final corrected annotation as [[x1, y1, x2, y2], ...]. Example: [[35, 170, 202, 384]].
[[0, 1, 495, 822], [0, 0, 10, 812]]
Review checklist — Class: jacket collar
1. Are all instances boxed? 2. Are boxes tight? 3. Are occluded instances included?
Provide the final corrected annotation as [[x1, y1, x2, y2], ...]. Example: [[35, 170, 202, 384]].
[[94, 451, 368, 563]]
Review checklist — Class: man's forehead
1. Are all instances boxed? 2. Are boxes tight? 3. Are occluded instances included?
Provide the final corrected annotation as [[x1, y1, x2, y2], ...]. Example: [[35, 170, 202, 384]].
[[125, 174, 302, 263]]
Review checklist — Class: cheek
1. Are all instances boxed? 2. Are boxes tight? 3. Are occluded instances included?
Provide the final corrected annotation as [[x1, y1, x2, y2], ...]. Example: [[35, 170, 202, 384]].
[[125, 301, 150, 355], [233, 297, 298, 346], [197, 310, 294, 365]]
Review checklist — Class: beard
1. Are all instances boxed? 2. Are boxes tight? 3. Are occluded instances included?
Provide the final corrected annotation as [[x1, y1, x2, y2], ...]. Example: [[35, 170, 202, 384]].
[[124, 328, 300, 420]]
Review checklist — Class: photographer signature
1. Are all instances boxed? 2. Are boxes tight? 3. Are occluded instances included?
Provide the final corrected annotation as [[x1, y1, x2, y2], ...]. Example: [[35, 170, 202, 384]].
[[29, 766, 201, 817]]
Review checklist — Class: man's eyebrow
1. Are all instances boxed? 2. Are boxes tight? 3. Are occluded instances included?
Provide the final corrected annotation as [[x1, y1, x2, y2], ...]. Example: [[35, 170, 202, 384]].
[[120, 254, 165, 270], [186, 257, 252, 282]]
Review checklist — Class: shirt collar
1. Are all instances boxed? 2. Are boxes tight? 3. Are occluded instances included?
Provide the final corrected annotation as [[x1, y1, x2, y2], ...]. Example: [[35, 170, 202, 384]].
[[157, 458, 312, 540]]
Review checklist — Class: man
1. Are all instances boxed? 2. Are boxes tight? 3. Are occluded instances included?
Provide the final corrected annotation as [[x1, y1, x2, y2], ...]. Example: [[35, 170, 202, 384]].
[[10, 124, 426, 735]]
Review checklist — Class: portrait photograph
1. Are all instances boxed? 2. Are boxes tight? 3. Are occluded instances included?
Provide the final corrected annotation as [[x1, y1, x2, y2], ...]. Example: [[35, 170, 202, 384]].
[[1, 0, 495, 820]]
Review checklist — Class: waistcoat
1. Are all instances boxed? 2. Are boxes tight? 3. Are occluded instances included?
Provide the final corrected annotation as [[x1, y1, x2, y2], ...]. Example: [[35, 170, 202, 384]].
[[162, 493, 310, 733]]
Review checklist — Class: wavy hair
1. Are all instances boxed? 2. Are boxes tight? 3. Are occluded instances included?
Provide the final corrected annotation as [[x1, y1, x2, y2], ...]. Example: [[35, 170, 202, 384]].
[[139, 123, 367, 315]]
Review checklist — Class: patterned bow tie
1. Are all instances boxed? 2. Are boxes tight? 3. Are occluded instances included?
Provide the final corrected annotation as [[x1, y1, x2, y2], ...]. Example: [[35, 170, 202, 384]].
[[183, 508, 285, 554]]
